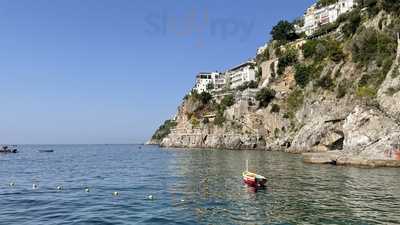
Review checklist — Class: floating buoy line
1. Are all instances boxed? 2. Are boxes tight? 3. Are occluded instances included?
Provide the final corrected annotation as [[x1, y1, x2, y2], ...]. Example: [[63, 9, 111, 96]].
[[4, 182, 180, 202]]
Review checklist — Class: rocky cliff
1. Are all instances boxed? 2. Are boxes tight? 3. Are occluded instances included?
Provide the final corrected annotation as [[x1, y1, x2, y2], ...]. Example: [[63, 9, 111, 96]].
[[150, 4, 400, 167]]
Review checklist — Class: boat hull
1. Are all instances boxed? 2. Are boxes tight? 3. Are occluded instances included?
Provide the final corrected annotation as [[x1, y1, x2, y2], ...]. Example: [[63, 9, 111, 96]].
[[243, 172, 267, 187]]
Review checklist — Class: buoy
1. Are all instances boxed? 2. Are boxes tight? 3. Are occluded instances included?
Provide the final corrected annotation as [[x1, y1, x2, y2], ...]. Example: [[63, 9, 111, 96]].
[[180, 199, 185, 202], [85, 187, 90, 193], [9, 182, 15, 187], [112, 191, 120, 196], [57, 186, 63, 190], [32, 184, 38, 190], [148, 195, 154, 200]]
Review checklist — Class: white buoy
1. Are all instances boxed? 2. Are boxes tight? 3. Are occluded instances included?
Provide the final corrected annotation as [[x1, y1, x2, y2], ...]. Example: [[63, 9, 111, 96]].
[[180, 199, 185, 202], [85, 187, 90, 193], [112, 191, 120, 196], [148, 195, 154, 200], [32, 184, 38, 190], [57, 186, 63, 190], [9, 182, 15, 187]]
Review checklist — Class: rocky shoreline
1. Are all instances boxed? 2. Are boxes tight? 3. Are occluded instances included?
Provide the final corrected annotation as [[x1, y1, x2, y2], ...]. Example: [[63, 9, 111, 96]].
[[150, 8, 400, 168]]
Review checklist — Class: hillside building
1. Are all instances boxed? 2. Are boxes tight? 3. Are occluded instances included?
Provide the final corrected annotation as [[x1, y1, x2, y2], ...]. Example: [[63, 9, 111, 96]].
[[193, 72, 225, 93], [296, 0, 356, 36], [227, 61, 257, 89]]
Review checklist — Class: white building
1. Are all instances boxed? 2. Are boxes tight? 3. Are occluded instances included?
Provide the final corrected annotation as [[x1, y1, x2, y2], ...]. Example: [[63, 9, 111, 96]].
[[193, 72, 225, 93], [227, 61, 256, 89], [296, 0, 356, 36]]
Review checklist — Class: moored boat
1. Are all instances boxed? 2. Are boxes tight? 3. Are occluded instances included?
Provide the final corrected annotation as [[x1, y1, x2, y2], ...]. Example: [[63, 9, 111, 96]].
[[0, 145, 18, 153], [38, 150, 54, 153], [242, 160, 267, 187], [243, 171, 267, 187]]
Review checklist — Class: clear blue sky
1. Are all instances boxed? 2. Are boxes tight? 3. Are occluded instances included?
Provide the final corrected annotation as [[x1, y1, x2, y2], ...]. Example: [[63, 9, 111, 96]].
[[0, 0, 314, 144]]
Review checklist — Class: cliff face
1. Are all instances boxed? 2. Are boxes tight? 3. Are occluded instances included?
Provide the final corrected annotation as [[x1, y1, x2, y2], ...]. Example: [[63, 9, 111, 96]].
[[150, 8, 400, 167]]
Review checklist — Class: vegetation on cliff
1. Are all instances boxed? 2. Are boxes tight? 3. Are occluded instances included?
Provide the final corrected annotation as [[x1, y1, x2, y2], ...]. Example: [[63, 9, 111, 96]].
[[150, 0, 400, 165], [151, 119, 177, 142]]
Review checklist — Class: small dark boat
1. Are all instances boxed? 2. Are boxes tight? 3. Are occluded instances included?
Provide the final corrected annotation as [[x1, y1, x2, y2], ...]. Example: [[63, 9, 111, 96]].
[[38, 150, 54, 153], [242, 160, 267, 188], [0, 145, 18, 153]]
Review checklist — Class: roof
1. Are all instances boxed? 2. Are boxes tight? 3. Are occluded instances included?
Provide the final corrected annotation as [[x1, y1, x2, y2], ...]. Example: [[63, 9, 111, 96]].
[[228, 61, 255, 72]]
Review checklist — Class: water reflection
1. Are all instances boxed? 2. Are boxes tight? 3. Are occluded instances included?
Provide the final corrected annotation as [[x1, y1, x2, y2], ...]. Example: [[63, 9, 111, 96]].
[[0, 145, 400, 225], [168, 149, 400, 225]]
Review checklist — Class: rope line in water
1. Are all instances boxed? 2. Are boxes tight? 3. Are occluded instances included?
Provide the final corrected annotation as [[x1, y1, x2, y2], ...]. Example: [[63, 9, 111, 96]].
[[5, 182, 167, 200]]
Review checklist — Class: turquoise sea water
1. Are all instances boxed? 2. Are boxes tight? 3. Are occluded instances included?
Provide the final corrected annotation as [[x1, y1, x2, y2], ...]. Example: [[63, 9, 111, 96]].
[[0, 145, 399, 225]]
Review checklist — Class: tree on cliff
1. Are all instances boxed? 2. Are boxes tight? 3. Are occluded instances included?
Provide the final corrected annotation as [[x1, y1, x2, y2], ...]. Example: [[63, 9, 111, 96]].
[[256, 88, 276, 108], [271, 20, 298, 43], [316, 0, 338, 8]]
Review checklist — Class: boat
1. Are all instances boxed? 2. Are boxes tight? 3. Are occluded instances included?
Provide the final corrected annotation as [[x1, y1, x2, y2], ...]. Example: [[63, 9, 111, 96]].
[[38, 150, 54, 153], [242, 160, 267, 188], [0, 145, 18, 153]]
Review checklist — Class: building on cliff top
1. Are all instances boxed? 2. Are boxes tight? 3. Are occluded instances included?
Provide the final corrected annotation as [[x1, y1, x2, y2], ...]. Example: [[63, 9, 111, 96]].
[[193, 60, 257, 94], [193, 72, 225, 93], [296, 0, 356, 36], [227, 61, 256, 89]]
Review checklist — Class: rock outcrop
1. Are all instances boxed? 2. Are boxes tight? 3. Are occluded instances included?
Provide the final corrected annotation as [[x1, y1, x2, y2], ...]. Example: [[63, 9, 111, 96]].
[[150, 9, 400, 167]]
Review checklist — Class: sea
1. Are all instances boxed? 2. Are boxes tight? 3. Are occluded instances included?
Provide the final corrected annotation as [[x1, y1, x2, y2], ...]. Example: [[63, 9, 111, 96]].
[[0, 145, 399, 225]]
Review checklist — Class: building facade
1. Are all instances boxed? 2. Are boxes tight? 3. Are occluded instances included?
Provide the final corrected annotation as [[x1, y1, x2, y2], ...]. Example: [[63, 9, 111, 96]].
[[296, 0, 356, 36], [227, 61, 256, 89], [193, 72, 225, 93]]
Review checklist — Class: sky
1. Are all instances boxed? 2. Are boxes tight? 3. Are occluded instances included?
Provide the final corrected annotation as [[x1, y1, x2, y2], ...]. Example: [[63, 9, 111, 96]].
[[0, 0, 315, 144]]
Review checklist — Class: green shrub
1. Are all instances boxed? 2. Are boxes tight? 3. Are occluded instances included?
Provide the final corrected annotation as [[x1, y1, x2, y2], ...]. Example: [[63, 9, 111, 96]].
[[315, 75, 335, 90], [248, 80, 258, 88], [341, 9, 362, 37], [221, 95, 235, 108], [270, 104, 280, 113], [278, 48, 298, 75], [358, 70, 387, 91], [214, 111, 226, 127], [303, 40, 319, 59], [336, 79, 352, 98], [151, 119, 178, 141], [356, 86, 377, 98], [327, 41, 345, 62], [381, 0, 400, 14], [256, 49, 270, 64], [317, 0, 338, 8], [356, 0, 379, 16], [271, 20, 298, 43], [237, 80, 258, 91], [256, 88, 276, 108], [294, 64, 313, 88], [287, 89, 304, 111], [302, 39, 344, 62], [190, 115, 200, 127], [190, 90, 213, 105], [351, 27, 396, 67], [313, 22, 339, 37]]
